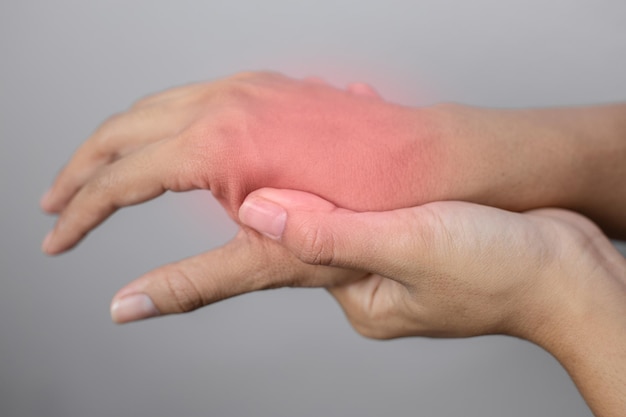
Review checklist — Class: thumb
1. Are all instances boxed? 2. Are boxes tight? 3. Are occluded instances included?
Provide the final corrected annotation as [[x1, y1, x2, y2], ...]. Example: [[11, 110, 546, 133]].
[[238, 188, 425, 280]]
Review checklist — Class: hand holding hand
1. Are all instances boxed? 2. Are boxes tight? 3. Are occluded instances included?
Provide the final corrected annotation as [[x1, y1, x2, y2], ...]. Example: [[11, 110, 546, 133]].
[[39, 71, 626, 415], [108, 186, 625, 414]]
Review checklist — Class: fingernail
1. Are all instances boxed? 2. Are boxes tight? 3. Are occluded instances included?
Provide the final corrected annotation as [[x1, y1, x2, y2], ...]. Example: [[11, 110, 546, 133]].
[[42, 231, 54, 253], [110, 294, 160, 323], [239, 198, 287, 240]]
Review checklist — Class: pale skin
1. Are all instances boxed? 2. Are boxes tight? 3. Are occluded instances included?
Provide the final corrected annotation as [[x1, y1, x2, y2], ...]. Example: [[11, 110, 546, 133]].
[[238, 188, 626, 417], [40, 72, 626, 415]]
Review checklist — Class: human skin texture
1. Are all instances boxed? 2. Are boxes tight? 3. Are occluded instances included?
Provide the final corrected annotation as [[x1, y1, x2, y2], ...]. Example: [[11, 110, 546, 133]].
[[100, 186, 626, 416], [237, 189, 626, 417], [39, 72, 626, 413], [40, 72, 626, 257]]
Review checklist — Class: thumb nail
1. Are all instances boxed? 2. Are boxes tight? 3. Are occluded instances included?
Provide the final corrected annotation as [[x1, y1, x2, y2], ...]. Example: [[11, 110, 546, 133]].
[[239, 198, 287, 240], [111, 294, 160, 323]]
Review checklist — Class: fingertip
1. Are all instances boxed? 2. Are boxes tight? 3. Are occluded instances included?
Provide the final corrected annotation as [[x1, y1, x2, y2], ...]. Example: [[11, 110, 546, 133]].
[[39, 189, 56, 213], [41, 231, 58, 255], [110, 293, 160, 324], [40, 191, 69, 214], [41, 230, 73, 256]]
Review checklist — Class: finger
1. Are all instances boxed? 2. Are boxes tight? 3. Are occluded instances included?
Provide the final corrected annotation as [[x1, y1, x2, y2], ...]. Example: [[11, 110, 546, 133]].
[[239, 188, 432, 283], [346, 82, 382, 99], [42, 136, 197, 255], [41, 104, 198, 214], [110, 228, 360, 323]]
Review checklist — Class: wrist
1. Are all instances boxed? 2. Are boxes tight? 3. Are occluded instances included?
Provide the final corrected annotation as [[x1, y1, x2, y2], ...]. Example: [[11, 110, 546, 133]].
[[545, 267, 626, 416], [423, 104, 587, 211], [404, 103, 626, 236], [477, 104, 626, 238], [560, 104, 626, 237], [514, 227, 626, 415]]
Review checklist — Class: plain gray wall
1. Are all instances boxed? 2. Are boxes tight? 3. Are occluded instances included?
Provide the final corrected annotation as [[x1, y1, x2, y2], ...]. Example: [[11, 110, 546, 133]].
[[2, 1, 625, 416]]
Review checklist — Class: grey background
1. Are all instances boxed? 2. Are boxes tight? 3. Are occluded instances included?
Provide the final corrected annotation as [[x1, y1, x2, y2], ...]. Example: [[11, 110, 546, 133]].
[[1, 0, 625, 416]]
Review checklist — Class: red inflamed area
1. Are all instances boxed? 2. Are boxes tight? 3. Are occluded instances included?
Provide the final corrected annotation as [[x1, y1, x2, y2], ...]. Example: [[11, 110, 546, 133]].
[[188, 76, 447, 220]]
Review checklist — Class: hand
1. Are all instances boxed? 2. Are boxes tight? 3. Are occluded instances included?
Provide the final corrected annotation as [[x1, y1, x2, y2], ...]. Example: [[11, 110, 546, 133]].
[[40, 71, 626, 255], [236, 188, 626, 416], [236, 188, 614, 340], [40, 71, 428, 254], [107, 186, 624, 415]]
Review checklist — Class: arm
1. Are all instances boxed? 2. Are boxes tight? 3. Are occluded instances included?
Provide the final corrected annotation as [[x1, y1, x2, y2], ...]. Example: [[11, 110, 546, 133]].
[[558, 103, 626, 238], [40, 72, 626, 257], [535, 250, 626, 415], [433, 103, 626, 238]]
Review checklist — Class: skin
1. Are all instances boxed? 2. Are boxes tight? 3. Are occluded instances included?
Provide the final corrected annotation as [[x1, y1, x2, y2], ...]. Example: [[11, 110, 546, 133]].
[[237, 188, 626, 417], [40, 71, 626, 414], [40, 72, 626, 257]]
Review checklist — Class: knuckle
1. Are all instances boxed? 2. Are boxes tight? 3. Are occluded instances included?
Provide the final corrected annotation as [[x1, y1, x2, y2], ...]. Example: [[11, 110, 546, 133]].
[[222, 82, 259, 104], [182, 105, 250, 156], [162, 265, 204, 313], [217, 73, 276, 105], [296, 221, 337, 266], [91, 113, 125, 152], [230, 70, 259, 81], [86, 170, 119, 197]]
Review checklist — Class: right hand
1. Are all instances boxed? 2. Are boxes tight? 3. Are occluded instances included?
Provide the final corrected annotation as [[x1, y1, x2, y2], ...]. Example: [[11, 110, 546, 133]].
[[238, 188, 625, 341], [237, 188, 626, 416], [106, 186, 625, 415]]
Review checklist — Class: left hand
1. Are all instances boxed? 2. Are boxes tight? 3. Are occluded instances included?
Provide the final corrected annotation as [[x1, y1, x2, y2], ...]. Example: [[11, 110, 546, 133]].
[[42, 71, 617, 255], [40, 71, 429, 255]]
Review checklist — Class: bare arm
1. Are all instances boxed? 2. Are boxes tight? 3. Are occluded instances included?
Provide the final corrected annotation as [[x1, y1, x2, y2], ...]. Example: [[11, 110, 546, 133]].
[[39, 72, 626, 413], [40, 73, 626, 257], [534, 245, 626, 415], [428, 103, 626, 238]]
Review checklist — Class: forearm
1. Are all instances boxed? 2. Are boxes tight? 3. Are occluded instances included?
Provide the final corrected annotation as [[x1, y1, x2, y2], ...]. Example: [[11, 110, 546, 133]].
[[534, 256, 626, 416], [560, 104, 626, 239], [428, 104, 626, 239]]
